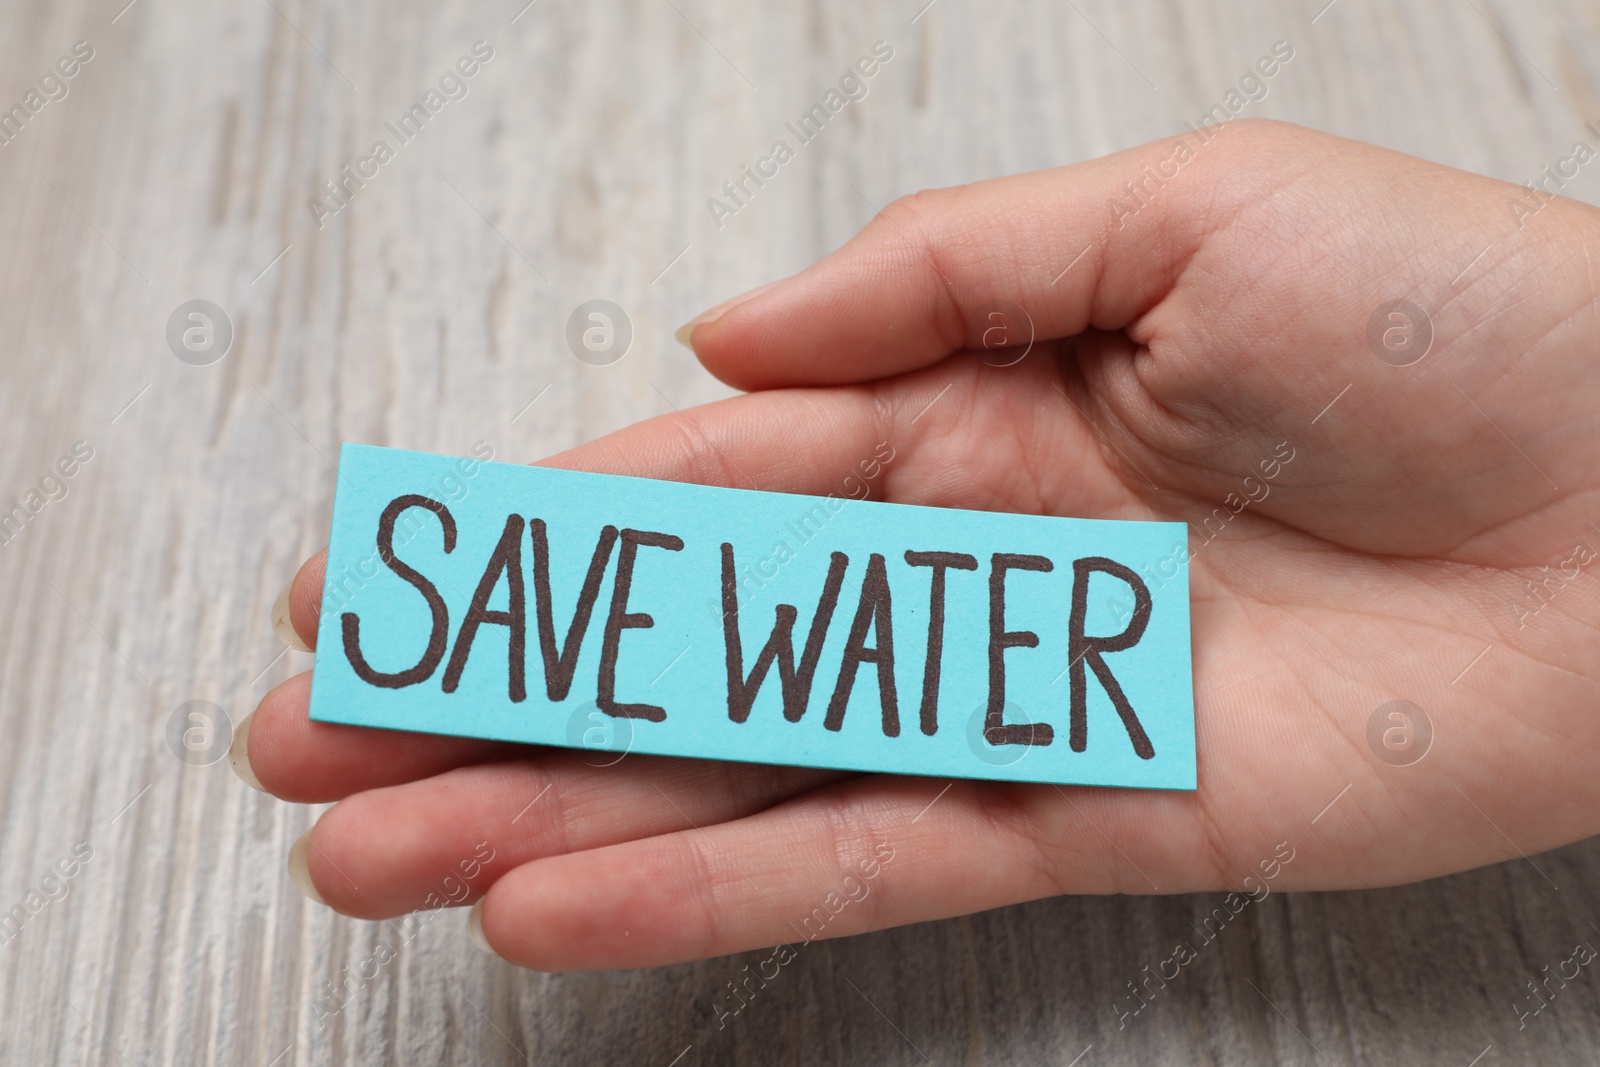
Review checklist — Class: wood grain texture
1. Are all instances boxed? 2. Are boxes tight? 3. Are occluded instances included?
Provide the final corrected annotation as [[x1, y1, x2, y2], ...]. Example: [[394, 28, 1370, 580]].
[[0, 0, 1597, 1063]]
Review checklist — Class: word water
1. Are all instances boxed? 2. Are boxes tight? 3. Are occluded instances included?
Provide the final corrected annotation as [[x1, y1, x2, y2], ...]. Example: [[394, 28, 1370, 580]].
[[309, 445, 1197, 789]]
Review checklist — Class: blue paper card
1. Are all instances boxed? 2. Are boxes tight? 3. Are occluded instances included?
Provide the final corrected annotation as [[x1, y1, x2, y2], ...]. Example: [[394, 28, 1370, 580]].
[[308, 444, 1196, 789]]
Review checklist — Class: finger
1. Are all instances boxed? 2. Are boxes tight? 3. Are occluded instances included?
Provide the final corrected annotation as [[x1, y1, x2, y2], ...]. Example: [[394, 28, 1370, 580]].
[[297, 752, 850, 918], [533, 379, 888, 492], [682, 124, 1264, 391], [240, 672, 518, 802], [475, 776, 1210, 971]]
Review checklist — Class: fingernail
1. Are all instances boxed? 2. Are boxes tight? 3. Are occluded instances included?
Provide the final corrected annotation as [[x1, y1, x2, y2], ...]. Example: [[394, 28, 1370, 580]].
[[674, 280, 782, 352], [272, 580, 311, 652], [468, 900, 499, 957], [672, 319, 703, 351], [228, 712, 264, 791], [288, 837, 326, 905]]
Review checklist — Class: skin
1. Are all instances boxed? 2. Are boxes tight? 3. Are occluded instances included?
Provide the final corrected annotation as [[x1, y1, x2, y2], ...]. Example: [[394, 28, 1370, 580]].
[[245, 119, 1600, 971]]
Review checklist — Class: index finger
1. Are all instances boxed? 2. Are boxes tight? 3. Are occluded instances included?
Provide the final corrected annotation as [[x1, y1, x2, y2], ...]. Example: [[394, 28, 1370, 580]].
[[681, 125, 1248, 391]]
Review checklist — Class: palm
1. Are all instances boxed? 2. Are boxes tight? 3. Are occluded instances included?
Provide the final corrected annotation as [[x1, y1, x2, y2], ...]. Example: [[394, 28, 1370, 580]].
[[247, 121, 1600, 969]]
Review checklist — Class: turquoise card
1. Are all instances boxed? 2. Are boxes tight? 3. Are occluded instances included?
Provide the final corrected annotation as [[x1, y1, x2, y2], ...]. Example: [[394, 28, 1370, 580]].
[[308, 444, 1196, 789]]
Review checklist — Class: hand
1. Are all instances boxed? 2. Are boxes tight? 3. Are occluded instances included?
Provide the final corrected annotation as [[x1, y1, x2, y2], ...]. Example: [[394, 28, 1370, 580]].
[[238, 119, 1600, 971]]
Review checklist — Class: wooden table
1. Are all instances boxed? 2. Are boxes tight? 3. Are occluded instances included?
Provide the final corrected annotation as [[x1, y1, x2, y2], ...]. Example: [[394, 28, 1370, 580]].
[[1, 0, 1594, 1062]]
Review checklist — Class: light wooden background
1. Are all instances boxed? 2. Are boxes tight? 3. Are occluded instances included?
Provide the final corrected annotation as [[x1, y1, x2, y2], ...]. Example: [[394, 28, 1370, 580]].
[[2, 0, 1598, 1063]]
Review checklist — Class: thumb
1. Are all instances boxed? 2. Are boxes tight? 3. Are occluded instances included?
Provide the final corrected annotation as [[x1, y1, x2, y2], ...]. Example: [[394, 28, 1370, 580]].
[[680, 121, 1275, 391]]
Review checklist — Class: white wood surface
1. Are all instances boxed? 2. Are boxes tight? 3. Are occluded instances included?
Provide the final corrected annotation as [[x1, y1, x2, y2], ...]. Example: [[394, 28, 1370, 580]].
[[1, 0, 1597, 1063]]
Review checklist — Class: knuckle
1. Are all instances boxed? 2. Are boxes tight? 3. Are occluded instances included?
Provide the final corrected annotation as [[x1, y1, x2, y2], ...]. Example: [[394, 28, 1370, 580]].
[[878, 186, 954, 229], [1191, 794, 1243, 889], [817, 796, 892, 933], [872, 187, 970, 351], [663, 415, 739, 489], [680, 832, 731, 959]]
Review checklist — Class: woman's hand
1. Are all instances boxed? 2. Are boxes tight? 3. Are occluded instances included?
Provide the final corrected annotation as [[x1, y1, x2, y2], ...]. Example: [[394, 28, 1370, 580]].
[[238, 119, 1600, 970]]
